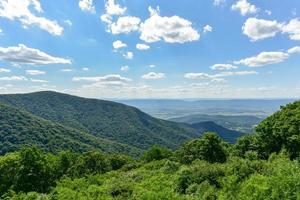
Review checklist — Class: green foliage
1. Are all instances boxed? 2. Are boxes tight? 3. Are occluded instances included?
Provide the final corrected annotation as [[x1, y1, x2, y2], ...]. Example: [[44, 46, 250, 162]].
[[1, 96, 300, 199], [177, 132, 228, 164], [0, 103, 140, 157], [142, 145, 173, 162], [232, 101, 300, 159]]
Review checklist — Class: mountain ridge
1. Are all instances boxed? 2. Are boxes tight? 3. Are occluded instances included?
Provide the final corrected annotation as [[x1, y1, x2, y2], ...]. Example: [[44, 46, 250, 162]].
[[0, 91, 245, 155]]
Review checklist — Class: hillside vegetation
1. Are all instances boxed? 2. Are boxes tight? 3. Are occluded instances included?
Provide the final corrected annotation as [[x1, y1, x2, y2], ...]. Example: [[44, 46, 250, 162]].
[[0, 103, 140, 156], [0, 91, 243, 154], [0, 100, 300, 199]]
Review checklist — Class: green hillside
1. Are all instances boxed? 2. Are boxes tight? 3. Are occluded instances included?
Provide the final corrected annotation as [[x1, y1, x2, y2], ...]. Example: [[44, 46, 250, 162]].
[[0, 103, 140, 156], [1, 100, 300, 199], [0, 91, 243, 151]]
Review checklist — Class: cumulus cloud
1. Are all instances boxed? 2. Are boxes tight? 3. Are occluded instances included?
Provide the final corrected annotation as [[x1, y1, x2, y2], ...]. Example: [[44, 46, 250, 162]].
[[203, 25, 213, 33], [142, 72, 165, 80], [243, 18, 300, 41], [0, 68, 10, 73], [113, 40, 127, 49], [120, 65, 129, 71], [26, 69, 46, 75], [123, 52, 133, 59], [0, 75, 27, 81], [73, 74, 131, 82], [110, 16, 141, 34], [234, 51, 289, 67], [282, 18, 300, 40], [287, 46, 300, 54], [100, 0, 127, 30], [211, 64, 238, 70], [149, 64, 156, 68], [231, 0, 259, 16], [0, 44, 71, 65], [136, 43, 150, 50], [105, 0, 126, 16], [79, 0, 96, 13], [0, 0, 63, 36], [82, 67, 89, 71], [139, 6, 200, 43], [242, 18, 282, 41]]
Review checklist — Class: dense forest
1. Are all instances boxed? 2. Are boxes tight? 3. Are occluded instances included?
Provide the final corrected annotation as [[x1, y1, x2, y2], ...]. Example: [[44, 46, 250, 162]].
[[0, 100, 300, 199], [0, 91, 244, 156]]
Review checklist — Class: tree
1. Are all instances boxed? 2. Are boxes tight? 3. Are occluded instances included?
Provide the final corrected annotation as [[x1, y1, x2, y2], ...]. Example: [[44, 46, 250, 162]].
[[142, 145, 172, 162], [177, 132, 228, 164]]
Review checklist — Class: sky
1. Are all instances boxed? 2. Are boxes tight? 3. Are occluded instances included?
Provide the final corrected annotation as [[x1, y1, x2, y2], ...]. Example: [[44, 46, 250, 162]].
[[0, 0, 300, 99]]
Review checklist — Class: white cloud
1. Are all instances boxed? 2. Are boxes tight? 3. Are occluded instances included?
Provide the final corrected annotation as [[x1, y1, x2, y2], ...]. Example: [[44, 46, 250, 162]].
[[105, 0, 126, 16], [0, 0, 63, 36], [184, 70, 257, 80], [113, 40, 127, 49], [79, 0, 96, 13], [282, 18, 300, 40], [214, 70, 258, 77], [26, 69, 46, 75], [120, 65, 129, 71], [213, 0, 226, 6], [100, 0, 127, 30], [287, 46, 300, 54], [242, 18, 282, 41], [211, 64, 238, 70], [142, 72, 165, 80], [73, 74, 131, 82], [110, 16, 141, 34], [136, 43, 150, 50], [82, 67, 89, 71], [149, 64, 156, 68], [184, 73, 211, 80], [203, 25, 213, 33], [61, 69, 73, 72], [140, 6, 200, 43], [0, 44, 71, 65], [100, 14, 112, 24], [0, 75, 27, 81], [30, 78, 49, 83], [231, 0, 259, 16], [234, 51, 289, 67], [123, 52, 133, 59], [0, 68, 10, 73]]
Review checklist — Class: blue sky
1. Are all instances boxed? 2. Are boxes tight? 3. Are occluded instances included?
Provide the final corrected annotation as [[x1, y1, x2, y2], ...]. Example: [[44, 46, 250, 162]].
[[0, 0, 299, 98]]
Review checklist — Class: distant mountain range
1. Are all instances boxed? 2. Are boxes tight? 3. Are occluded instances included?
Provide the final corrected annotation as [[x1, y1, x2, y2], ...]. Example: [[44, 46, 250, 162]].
[[170, 114, 264, 133], [118, 99, 295, 119], [0, 91, 246, 156]]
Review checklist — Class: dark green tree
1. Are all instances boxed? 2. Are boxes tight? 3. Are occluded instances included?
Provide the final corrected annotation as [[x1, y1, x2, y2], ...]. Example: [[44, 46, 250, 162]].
[[177, 132, 228, 164]]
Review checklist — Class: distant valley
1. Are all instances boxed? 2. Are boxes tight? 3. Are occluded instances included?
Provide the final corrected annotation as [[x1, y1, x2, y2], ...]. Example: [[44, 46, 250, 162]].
[[118, 99, 295, 133]]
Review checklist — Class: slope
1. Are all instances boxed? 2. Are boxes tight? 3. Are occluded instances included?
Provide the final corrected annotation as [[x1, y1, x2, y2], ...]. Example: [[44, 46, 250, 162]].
[[0, 103, 141, 156]]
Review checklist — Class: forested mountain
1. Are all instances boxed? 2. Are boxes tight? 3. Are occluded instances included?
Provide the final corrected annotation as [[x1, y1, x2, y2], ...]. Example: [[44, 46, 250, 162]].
[[189, 121, 245, 143], [171, 114, 264, 133], [0, 103, 140, 156], [1, 100, 300, 199], [0, 91, 243, 155]]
